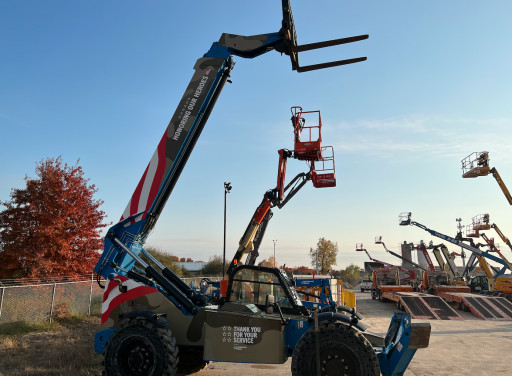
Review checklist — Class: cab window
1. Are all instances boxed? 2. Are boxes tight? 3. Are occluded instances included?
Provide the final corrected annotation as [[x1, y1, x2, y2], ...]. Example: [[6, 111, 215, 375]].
[[229, 268, 294, 309]]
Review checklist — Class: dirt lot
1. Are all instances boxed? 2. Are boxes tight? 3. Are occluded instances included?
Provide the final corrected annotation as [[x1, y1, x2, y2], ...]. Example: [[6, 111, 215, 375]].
[[1, 289, 511, 375], [195, 289, 512, 376]]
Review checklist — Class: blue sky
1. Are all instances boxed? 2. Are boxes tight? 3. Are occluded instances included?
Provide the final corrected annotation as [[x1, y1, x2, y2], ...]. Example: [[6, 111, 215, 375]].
[[2, 1, 512, 270]]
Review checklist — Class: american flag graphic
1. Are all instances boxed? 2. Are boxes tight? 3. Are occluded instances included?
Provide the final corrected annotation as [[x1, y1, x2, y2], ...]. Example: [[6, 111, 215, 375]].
[[119, 131, 168, 224], [118, 60, 222, 227], [101, 274, 158, 324]]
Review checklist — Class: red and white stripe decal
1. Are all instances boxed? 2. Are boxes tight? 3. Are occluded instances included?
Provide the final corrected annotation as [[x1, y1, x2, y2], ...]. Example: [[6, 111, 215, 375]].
[[120, 131, 168, 223], [101, 274, 158, 324]]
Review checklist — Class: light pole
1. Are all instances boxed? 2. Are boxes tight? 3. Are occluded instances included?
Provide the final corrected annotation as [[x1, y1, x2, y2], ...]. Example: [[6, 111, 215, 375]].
[[456, 218, 466, 266], [273, 239, 277, 268], [223, 182, 232, 275]]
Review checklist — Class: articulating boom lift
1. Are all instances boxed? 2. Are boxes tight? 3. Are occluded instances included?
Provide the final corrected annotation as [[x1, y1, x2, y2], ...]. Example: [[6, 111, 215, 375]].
[[227, 107, 336, 275], [91, 3, 430, 375], [375, 236, 428, 272], [462, 151, 512, 205], [458, 225, 497, 291], [471, 213, 512, 253], [356, 243, 416, 284]]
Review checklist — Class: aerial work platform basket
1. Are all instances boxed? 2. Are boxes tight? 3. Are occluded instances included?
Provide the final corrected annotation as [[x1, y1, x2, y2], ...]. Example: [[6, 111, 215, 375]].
[[465, 224, 479, 238], [289, 106, 336, 188], [291, 106, 323, 161], [472, 213, 491, 231], [461, 151, 512, 205], [462, 151, 491, 178], [311, 146, 336, 188]]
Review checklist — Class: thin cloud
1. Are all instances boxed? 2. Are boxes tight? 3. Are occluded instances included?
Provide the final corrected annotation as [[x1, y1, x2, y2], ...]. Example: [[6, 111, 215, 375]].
[[333, 115, 512, 161]]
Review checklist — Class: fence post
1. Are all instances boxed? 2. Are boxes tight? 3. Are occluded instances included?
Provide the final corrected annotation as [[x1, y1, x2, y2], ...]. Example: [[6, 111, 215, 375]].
[[0, 287, 4, 320], [49, 283, 57, 323], [88, 273, 94, 316]]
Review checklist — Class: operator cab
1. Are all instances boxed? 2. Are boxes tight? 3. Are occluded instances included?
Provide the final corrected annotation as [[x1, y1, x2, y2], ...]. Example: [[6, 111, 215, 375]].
[[223, 265, 308, 316]]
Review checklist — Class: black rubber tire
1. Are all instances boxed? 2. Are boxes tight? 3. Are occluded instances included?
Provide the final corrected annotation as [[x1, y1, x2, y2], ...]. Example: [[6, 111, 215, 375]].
[[176, 346, 209, 375], [103, 318, 178, 376], [291, 322, 380, 376]]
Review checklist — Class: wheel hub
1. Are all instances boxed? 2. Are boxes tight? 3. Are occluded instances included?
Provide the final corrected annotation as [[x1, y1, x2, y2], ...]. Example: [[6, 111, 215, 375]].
[[119, 336, 155, 376], [320, 347, 358, 376]]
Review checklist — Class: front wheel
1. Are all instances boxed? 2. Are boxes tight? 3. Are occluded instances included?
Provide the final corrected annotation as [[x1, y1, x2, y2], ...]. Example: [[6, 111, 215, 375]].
[[103, 319, 179, 376], [291, 322, 380, 376]]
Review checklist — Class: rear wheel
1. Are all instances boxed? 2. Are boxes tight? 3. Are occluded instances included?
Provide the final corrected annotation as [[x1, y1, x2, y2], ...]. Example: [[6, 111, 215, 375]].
[[103, 318, 178, 376], [176, 346, 209, 375], [291, 322, 379, 376]]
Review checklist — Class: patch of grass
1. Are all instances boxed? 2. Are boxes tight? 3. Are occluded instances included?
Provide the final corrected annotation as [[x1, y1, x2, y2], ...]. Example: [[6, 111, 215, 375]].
[[0, 315, 103, 375], [0, 321, 56, 336]]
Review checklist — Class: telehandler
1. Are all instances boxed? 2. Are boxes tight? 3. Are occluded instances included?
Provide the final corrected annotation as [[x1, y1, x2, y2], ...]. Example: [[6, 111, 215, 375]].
[[93, 2, 431, 375]]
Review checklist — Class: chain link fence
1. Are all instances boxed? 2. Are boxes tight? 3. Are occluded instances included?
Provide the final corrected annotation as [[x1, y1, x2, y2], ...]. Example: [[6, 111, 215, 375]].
[[0, 275, 222, 324]]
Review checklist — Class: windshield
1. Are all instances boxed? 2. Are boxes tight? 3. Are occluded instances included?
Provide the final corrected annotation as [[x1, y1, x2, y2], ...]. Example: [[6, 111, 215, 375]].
[[229, 267, 304, 310]]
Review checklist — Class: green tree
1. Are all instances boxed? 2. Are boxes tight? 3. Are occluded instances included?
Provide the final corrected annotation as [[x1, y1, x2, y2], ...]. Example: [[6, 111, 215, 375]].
[[309, 237, 338, 274], [340, 264, 361, 286], [201, 255, 223, 276], [143, 246, 182, 277]]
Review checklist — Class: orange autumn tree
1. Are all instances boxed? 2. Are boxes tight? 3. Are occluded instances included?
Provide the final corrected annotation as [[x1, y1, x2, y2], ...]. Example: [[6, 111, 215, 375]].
[[0, 157, 107, 279]]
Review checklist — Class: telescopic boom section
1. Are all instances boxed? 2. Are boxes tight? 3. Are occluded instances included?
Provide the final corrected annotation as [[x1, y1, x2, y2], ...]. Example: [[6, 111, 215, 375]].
[[492, 223, 512, 251], [417, 242, 436, 271], [356, 244, 415, 280], [228, 105, 338, 273], [399, 212, 512, 278], [376, 236, 427, 272]]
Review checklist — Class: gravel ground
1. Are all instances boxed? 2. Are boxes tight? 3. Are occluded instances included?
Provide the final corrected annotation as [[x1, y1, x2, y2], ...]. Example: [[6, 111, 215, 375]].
[[194, 289, 512, 375]]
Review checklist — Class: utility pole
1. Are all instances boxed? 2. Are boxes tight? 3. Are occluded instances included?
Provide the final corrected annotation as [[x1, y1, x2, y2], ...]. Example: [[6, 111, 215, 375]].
[[456, 218, 466, 266], [223, 182, 232, 275], [315, 249, 319, 275]]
